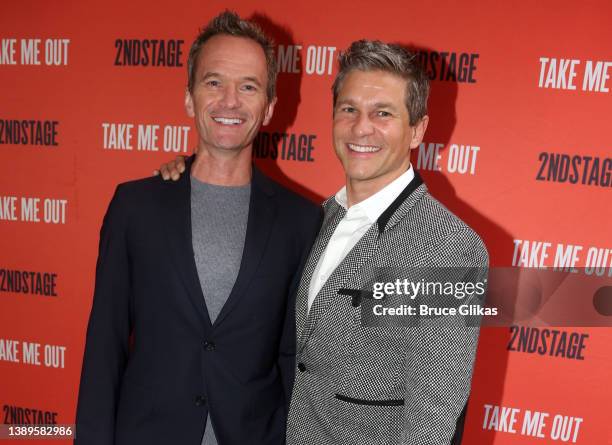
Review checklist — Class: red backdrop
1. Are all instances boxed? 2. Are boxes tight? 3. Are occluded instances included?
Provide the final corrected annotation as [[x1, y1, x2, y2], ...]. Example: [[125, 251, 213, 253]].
[[1, 0, 611, 443]]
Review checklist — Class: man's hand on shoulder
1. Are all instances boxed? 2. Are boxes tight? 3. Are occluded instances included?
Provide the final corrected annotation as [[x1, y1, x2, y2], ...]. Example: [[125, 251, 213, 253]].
[[153, 155, 186, 181]]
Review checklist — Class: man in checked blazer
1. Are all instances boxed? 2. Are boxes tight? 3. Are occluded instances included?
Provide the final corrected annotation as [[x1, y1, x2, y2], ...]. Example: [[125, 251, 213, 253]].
[[158, 39, 488, 444], [284, 40, 489, 445]]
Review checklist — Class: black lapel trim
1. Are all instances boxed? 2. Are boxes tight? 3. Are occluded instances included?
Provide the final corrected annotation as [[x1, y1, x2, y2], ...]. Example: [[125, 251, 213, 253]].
[[376, 171, 424, 234]]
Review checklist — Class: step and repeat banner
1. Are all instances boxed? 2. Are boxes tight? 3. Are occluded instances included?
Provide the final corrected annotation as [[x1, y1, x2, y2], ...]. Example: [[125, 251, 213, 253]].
[[1, 0, 610, 443]]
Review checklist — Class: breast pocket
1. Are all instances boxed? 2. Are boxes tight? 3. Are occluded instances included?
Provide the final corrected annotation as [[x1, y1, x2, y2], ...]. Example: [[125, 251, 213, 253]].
[[335, 393, 404, 406], [330, 392, 404, 445]]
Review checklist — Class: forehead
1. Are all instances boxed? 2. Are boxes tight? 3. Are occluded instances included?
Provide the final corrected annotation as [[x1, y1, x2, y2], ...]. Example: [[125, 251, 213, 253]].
[[337, 69, 407, 105], [196, 34, 268, 79]]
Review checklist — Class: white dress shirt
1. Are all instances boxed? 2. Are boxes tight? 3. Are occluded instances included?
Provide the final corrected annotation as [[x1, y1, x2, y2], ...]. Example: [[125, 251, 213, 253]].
[[307, 166, 415, 312]]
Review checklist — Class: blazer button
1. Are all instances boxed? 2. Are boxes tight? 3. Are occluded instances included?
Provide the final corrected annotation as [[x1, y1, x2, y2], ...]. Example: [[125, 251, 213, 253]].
[[194, 395, 207, 406], [203, 341, 216, 351], [297, 362, 306, 372]]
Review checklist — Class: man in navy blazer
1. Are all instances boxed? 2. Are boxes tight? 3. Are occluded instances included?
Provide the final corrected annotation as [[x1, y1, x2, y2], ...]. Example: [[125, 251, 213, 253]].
[[75, 11, 320, 445]]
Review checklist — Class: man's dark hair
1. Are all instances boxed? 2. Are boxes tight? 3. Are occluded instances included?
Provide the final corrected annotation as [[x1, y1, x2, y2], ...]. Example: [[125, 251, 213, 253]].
[[187, 11, 277, 101], [332, 40, 429, 125]]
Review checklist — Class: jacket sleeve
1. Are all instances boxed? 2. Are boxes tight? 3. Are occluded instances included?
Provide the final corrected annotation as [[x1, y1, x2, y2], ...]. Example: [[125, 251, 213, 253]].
[[75, 185, 133, 445], [401, 228, 489, 445]]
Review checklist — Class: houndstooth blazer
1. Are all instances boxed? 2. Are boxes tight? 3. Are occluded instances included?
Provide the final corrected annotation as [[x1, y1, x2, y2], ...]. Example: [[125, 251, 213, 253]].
[[286, 173, 489, 445]]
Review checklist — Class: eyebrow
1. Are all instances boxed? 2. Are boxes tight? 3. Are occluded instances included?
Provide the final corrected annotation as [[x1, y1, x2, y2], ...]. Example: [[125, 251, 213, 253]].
[[202, 72, 220, 80], [335, 99, 356, 107], [335, 99, 398, 111], [373, 102, 398, 110], [242, 76, 263, 87], [202, 72, 263, 86]]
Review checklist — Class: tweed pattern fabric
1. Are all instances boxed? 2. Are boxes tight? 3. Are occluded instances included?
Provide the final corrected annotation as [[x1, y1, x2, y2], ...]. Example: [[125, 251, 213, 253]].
[[287, 182, 489, 445]]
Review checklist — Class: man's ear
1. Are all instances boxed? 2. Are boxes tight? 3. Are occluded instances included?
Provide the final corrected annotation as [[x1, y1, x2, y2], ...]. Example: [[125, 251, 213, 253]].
[[262, 96, 278, 126], [185, 89, 195, 118], [409, 115, 429, 149]]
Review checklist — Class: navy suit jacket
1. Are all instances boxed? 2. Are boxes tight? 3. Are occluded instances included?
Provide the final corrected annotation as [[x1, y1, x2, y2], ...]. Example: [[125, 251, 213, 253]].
[[75, 156, 321, 445]]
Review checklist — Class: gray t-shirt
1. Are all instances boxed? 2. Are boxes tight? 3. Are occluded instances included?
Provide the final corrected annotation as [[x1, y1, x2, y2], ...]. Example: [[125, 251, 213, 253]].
[[190, 175, 250, 445]]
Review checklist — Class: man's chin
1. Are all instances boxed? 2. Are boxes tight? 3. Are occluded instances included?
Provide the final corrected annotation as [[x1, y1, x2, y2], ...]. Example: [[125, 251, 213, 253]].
[[341, 161, 377, 180], [345, 170, 377, 183], [205, 139, 250, 153]]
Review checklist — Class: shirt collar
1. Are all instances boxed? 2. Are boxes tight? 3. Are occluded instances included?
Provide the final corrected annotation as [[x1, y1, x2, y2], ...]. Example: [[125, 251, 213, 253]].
[[334, 165, 415, 223]]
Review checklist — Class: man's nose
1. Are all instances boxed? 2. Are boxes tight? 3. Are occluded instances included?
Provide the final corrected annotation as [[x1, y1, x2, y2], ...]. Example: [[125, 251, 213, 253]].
[[352, 113, 375, 137], [219, 86, 240, 109]]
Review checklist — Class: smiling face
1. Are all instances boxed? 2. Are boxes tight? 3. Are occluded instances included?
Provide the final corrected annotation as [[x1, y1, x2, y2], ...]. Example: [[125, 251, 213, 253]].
[[333, 69, 428, 196], [185, 34, 276, 156]]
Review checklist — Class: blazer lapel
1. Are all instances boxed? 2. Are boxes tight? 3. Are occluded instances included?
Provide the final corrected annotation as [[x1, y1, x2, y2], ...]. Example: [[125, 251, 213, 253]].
[[159, 155, 212, 329], [295, 201, 345, 346], [297, 223, 378, 353], [212, 167, 276, 328], [297, 172, 427, 352]]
